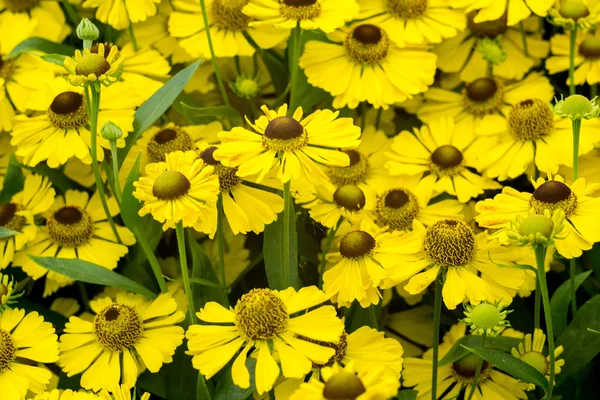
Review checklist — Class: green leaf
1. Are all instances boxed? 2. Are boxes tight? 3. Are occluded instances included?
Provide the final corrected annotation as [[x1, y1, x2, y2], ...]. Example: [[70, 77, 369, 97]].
[[180, 104, 242, 126], [213, 359, 257, 400], [488, 252, 537, 274], [187, 230, 227, 306], [8, 37, 75, 57], [551, 270, 593, 337], [396, 390, 418, 400], [120, 153, 143, 231], [29, 256, 156, 299], [188, 277, 224, 289], [0, 227, 19, 238], [118, 59, 202, 168], [137, 370, 168, 399], [165, 346, 197, 400], [38, 53, 66, 66], [439, 335, 522, 366], [461, 346, 549, 393], [0, 155, 24, 203], [556, 295, 600, 384]]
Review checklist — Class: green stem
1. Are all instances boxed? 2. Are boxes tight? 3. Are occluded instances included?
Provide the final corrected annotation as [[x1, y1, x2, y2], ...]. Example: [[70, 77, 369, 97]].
[[519, 21, 529, 57], [61, 0, 79, 27], [176, 222, 196, 323], [569, 27, 577, 95], [431, 268, 443, 400], [487, 62, 493, 78], [288, 23, 302, 114], [570, 258, 578, 315], [535, 245, 555, 399], [572, 118, 581, 180], [282, 180, 292, 288], [109, 140, 122, 203], [318, 218, 343, 289], [375, 108, 382, 130], [199, 0, 231, 106], [85, 83, 122, 244], [360, 102, 367, 131], [535, 277, 541, 330], [78, 281, 91, 312], [120, 0, 138, 51], [591, 83, 598, 98], [216, 195, 229, 306], [532, 140, 540, 180], [368, 304, 379, 329], [138, 232, 169, 293], [197, 372, 212, 400], [466, 332, 487, 400]]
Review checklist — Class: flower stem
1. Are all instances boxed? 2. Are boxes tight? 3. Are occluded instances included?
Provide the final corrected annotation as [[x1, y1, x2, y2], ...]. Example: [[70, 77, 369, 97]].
[[570, 259, 578, 315], [319, 218, 343, 289], [569, 27, 577, 95], [216, 195, 229, 306], [466, 332, 487, 400], [282, 180, 292, 288], [78, 281, 91, 312], [121, 0, 138, 51], [197, 372, 212, 400], [431, 268, 443, 400], [572, 118, 581, 180], [199, 0, 231, 106], [109, 140, 122, 203], [535, 245, 555, 399], [288, 23, 302, 114], [535, 277, 541, 329], [84, 83, 122, 244], [519, 21, 529, 57], [176, 221, 196, 323], [138, 233, 169, 293], [61, 0, 79, 27]]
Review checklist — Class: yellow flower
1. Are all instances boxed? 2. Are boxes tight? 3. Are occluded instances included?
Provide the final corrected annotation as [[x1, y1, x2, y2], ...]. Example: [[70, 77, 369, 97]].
[[82, 0, 160, 30], [1, 174, 55, 269], [13, 189, 135, 297], [386, 219, 525, 310], [356, 0, 466, 46], [214, 104, 361, 185], [289, 363, 400, 400], [63, 43, 124, 87], [548, 0, 600, 30], [453, 0, 554, 25], [133, 150, 220, 230], [475, 175, 600, 259], [100, 384, 150, 400], [435, 16, 550, 83], [50, 298, 81, 318], [547, 30, 600, 85], [186, 286, 344, 394], [384, 305, 434, 358], [169, 0, 288, 59], [59, 293, 185, 392], [511, 329, 564, 390], [10, 77, 137, 168], [28, 389, 100, 400], [299, 23, 437, 109], [0, 308, 59, 397], [403, 322, 529, 399], [385, 118, 501, 203]]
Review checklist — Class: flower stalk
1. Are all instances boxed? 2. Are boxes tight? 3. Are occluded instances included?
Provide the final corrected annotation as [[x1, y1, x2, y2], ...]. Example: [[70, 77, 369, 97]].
[[216, 195, 229, 306], [431, 267, 443, 400], [176, 221, 197, 323], [466, 332, 487, 400], [569, 28, 577, 95], [535, 245, 555, 399]]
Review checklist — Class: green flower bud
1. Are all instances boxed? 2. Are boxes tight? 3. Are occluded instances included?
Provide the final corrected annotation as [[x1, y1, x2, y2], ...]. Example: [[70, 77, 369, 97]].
[[553, 94, 600, 120], [231, 75, 260, 99], [462, 301, 511, 336], [76, 18, 99, 50], [101, 121, 123, 141], [477, 38, 507, 66], [518, 215, 554, 239]]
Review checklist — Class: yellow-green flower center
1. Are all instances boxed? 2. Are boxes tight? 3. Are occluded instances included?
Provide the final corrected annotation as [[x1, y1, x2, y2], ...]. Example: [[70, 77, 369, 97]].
[[468, 12, 507, 39], [519, 351, 549, 375], [559, 1, 590, 21], [0, 329, 16, 372], [530, 181, 577, 217], [263, 116, 308, 152], [152, 171, 191, 200], [4, 0, 38, 12], [376, 188, 420, 231], [212, 0, 250, 31], [339, 230, 376, 259], [322, 370, 366, 400], [579, 37, 600, 59], [430, 145, 464, 176], [75, 53, 111, 77], [386, 0, 427, 19], [0, 203, 26, 233], [48, 91, 89, 130], [559, 94, 594, 116], [519, 215, 554, 239], [345, 24, 390, 65], [47, 206, 94, 248], [147, 127, 194, 163], [452, 353, 492, 384], [469, 303, 502, 331], [333, 184, 366, 211], [326, 150, 369, 186], [463, 77, 505, 117], [300, 332, 348, 369], [234, 288, 289, 340], [94, 303, 144, 352], [280, 0, 321, 21], [424, 219, 476, 268], [508, 99, 554, 141]]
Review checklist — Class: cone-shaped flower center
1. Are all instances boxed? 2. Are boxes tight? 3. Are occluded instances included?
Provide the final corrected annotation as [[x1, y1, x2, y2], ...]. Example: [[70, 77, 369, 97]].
[[508, 99, 554, 141], [469, 303, 502, 331], [559, 1, 590, 20], [424, 219, 476, 267], [453, 353, 491, 383], [281, 0, 321, 20], [466, 78, 497, 101], [579, 37, 600, 59], [520, 351, 549, 375], [147, 127, 194, 163], [333, 185, 366, 211], [75, 53, 111, 77], [519, 215, 554, 239], [200, 146, 220, 165], [327, 150, 369, 186], [376, 188, 420, 231], [559, 94, 594, 116], [530, 181, 577, 216], [0, 203, 26, 232], [94, 303, 143, 352], [4, 0, 38, 12], [323, 371, 366, 400], [152, 171, 191, 200], [346, 24, 390, 64], [48, 91, 89, 129], [468, 12, 507, 39], [387, 0, 427, 19], [212, 0, 250, 31], [340, 230, 376, 259], [263, 116, 308, 151], [234, 288, 289, 340], [0, 329, 16, 372], [430, 145, 464, 176], [463, 78, 505, 116], [48, 206, 94, 247]]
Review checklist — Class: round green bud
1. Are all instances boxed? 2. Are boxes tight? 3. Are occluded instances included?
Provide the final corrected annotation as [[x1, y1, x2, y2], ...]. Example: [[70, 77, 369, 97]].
[[478, 38, 507, 66], [520, 351, 549, 375], [339, 231, 376, 259], [468, 303, 503, 331], [518, 214, 554, 239], [101, 121, 123, 141], [559, 1, 590, 21], [152, 171, 191, 200], [234, 76, 260, 99], [333, 184, 366, 211], [560, 94, 594, 116], [76, 18, 100, 41]]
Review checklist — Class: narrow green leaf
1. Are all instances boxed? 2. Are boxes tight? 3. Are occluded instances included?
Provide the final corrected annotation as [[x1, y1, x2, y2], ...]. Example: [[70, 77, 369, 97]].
[[180, 103, 242, 126], [188, 277, 224, 289], [213, 359, 257, 400], [488, 252, 537, 274], [551, 270, 592, 337], [439, 335, 522, 366], [8, 37, 74, 57], [0, 155, 24, 203], [461, 346, 549, 393], [557, 295, 600, 384], [38, 53, 66, 66], [0, 227, 19, 238], [166, 346, 197, 399], [137, 371, 168, 399], [29, 256, 156, 298], [118, 60, 202, 168], [120, 153, 142, 232], [187, 230, 227, 306], [396, 389, 418, 400], [196, 373, 212, 400]]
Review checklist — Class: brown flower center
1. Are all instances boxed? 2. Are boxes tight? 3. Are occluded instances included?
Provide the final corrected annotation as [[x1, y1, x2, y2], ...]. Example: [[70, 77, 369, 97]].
[[530, 181, 578, 216], [430, 145, 464, 177], [48, 92, 89, 129], [280, 0, 321, 20], [0, 203, 26, 232], [212, 0, 250, 31], [326, 150, 370, 186], [386, 0, 427, 19], [468, 12, 507, 39], [47, 206, 94, 247], [263, 116, 308, 152], [508, 99, 554, 141], [152, 171, 191, 200], [376, 188, 420, 231], [339, 230, 376, 259], [345, 24, 390, 64], [3, 0, 39, 12], [559, 1, 590, 21], [323, 370, 366, 400], [463, 78, 505, 117], [333, 185, 366, 211], [452, 353, 492, 384], [147, 127, 194, 163], [579, 37, 600, 59], [424, 219, 476, 267], [0, 57, 14, 81], [234, 288, 289, 340], [0, 329, 16, 372], [94, 303, 143, 352]]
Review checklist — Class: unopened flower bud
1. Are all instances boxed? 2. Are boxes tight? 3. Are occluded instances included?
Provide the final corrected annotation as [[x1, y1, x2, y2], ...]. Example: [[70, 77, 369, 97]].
[[101, 121, 123, 141], [553, 94, 600, 120], [76, 18, 99, 50], [477, 38, 507, 66], [231, 75, 260, 99]]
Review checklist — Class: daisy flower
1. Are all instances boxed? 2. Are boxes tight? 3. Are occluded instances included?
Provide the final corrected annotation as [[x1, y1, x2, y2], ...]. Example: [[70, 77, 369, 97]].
[[63, 43, 124, 87], [0, 174, 55, 269], [356, 0, 466, 46], [186, 286, 344, 394], [385, 118, 501, 203], [0, 308, 59, 397], [13, 189, 135, 297], [403, 322, 529, 399], [435, 15, 550, 83], [384, 305, 434, 358], [386, 219, 525, 310], [194, 145, 284, 236], [133, 150, 220, 230], [28, 389, 100, 400], [82, 0, 160, 30], [214, 104, 361, 185], [242, 0, 359, 33], [511, 329, 565, 390], [299, 23, 437, 109], [548, 0, 600, 30], [100, 384, 150, 400], [289, 363, 400, 400], [453, 0, 554, 25], [417, 72, 554, 136], [547, 29, 600, 85], [59, 292, 185, 392], [169, 0, 288, 59], [50, 298, 81, 318], [475, 175, 600, 259], [10, 77, 137, 168]]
